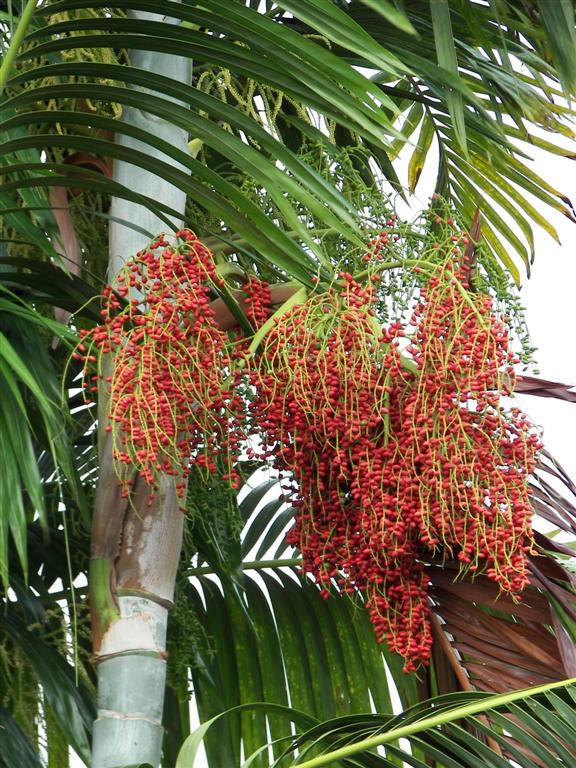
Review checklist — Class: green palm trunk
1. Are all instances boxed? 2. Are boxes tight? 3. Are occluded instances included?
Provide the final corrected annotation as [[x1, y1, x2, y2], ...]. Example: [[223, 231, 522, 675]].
[[89, 10, 191, 766]]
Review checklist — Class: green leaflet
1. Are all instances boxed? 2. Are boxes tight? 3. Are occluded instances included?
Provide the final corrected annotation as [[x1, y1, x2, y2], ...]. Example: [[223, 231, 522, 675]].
[[430, 0, 467, 156]]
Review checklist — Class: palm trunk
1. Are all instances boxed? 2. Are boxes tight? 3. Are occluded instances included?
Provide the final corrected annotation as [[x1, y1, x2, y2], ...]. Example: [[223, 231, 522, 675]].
[[91, 468, 185, 767], [90, 11, 191, 766]]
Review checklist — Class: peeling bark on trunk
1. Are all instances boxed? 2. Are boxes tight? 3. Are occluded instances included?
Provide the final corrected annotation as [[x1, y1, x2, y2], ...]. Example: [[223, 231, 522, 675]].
[[91, 455, 183, 767], [90, 8, 191, 766]]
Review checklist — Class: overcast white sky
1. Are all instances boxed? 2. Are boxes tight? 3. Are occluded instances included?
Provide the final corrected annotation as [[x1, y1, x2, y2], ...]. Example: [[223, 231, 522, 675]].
[[512, 149, 576, 482]]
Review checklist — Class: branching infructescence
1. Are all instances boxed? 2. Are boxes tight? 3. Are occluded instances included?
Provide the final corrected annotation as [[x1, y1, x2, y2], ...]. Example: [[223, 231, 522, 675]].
[[74, 223, 541, 671]]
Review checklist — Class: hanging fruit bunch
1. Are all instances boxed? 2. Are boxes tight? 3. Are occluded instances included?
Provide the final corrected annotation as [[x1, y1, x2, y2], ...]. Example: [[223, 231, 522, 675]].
[[248, 225, 542, 672], [74, 230, 250, 509], [248, 273, 434, 669], [403, 259, 540, 596], [75, 215, 542, 672]]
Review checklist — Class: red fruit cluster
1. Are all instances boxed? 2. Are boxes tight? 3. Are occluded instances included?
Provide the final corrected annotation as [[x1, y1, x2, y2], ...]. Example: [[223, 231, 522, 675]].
[[242, 274, 271, 329], [401, 260, 541, 595], [74, 226, 541, 672], [75, 230, 249, 508], [249, 259, 540, 671], [249, 276, 433, 670]]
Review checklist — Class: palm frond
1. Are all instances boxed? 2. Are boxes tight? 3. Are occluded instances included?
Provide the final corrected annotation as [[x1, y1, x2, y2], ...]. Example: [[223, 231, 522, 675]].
[[0, 511, 94, 768], [429, 563, 572, 693], [516, 376, 576, 404], [0, 703, 44, 768], [177, 678, 576, 768], [0, 293, 88, 586], [184, 571, 412, 767], [348, 0, 576, 279], [0, 0, 575, 283], [0, 611, 94, 764]]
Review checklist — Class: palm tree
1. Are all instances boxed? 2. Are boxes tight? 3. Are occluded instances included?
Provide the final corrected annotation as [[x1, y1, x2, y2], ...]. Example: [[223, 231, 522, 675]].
[[1, 1, 576, 766]]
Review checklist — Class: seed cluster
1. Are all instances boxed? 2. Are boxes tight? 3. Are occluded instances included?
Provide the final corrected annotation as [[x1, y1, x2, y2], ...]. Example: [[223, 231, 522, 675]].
[[248, 280, 434, 668], [76, 227, 541, 671], [249, 260, 540, 671], [404, 262, 540, 596], [75, 231, 246, 507]]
